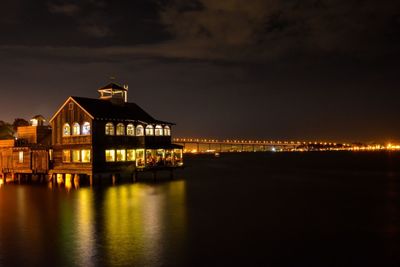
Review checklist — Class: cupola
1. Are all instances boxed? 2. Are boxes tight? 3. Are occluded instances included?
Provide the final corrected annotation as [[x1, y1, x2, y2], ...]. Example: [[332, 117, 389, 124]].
[[98, 82, 128, 104]]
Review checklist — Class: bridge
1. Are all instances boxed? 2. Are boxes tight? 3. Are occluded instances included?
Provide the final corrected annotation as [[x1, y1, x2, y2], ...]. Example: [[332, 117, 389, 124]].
[[172, 138, 349, 153]]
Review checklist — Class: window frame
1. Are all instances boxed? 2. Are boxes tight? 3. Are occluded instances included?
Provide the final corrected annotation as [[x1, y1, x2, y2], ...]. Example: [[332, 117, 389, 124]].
[[116, 123, 125, 136], [136, 125, 144, 136], [126, 124, 135, 136], [105, 122, 115, 136], [155, 125, 163, 136], [72, 122, 80, 136], [164, 125, 171, 136], [63, 123, 71, 137], [82, 121, 91, 135], [145, 125, 154, 136]]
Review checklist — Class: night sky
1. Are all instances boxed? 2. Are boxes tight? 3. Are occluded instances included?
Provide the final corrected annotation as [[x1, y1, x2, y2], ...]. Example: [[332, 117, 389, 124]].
[[1, 0, 400, 143]]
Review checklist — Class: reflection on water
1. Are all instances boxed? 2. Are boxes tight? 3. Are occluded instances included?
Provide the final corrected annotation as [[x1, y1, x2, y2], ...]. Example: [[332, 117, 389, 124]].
[[104, 183, 186, 266], [0, 180, 187, 267], [2, 153, 400, 266]]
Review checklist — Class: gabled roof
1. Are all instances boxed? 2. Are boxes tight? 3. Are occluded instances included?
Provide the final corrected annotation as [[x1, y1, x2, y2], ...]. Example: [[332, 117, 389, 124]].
[[75, 97, 174, 124], [99, 82, 127, 91], [50, 96, 174, 124]]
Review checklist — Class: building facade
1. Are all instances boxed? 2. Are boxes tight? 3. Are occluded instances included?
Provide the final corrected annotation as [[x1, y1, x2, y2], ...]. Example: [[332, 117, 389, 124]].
[[0, 82, 183, 184]]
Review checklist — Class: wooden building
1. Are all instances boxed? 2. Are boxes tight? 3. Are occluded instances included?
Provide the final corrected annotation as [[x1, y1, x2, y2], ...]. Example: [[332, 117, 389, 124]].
[[0, 116, 52, 182], [48, 82, 183, 184]]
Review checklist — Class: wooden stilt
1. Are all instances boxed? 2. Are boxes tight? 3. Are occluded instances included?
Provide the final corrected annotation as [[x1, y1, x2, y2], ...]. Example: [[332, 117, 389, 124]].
[[89, 175, 93, 186], [170, 169, 174, 180], [132, 171, 137, 183], [112, 174, 116, 185], [74, 174, 80, 189], [153, 171, 157, 181]]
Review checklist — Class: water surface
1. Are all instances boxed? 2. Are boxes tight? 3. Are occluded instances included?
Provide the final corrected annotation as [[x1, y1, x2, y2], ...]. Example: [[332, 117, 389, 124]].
[[1, 152, 400, 266]]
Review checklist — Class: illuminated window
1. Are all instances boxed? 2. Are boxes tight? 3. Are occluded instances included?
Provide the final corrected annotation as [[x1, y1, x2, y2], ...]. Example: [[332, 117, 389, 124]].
[[127, 124, 135, 136], [116, 123, 125, 136], [145, 125, 154, 136], [173, 149, 183, 166], [49, 149, 53, 161], [164, 126, 171, 136], [81, 150, 91, 163], [105, 150, 115, 162], [116, 149, 126, 161], [136, 125, 144, 136], [18, 151, 24, 163], [127, 149, 135, 161], [155, 125, 163, 136], [72, 122, 80, 135], [136, 149, 145, 167], [105, 122, 114, 135], [63, 123, 71, 136], [82, 122, 91, 135], [72, 150, 80, 162], [68, 102, 74, 110], [62, 150, 71, 162]]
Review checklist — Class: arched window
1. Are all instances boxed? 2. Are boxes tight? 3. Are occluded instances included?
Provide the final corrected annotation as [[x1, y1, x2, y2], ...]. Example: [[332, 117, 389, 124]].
[[72, 123, 80, 135], [127, 124, 135, 136], [136, 125, 144, 136], [63, 123, 70, 136], [155, 125, 163, 136], [82, 122, 91, 135], [145, 125, 154, 136], [116, 123, 125, 136], [105, 122, 114, 135], [164, 126, 171, 136]]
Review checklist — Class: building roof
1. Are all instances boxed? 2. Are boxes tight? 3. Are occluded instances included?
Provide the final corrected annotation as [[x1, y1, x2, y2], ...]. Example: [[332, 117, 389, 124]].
[[99, 82, 127, 91], [71, 96, 174, 125]]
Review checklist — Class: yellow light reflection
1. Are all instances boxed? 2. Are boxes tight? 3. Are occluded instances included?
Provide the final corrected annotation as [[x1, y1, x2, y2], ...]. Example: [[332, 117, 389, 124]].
[[104, 181, 186, 266], [75, 188, 95, 267]]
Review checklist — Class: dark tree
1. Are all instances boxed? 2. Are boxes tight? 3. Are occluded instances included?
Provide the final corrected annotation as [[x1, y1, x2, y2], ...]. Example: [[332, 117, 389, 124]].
[[12, 118, 29, 132], [0, 121, 14, 140]]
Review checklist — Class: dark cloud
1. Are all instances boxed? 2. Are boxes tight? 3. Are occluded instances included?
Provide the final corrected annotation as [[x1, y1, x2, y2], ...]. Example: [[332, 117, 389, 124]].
[[48, 2, 81, 16], [0, 0, 400, 142], [160, 0, 400, 61]]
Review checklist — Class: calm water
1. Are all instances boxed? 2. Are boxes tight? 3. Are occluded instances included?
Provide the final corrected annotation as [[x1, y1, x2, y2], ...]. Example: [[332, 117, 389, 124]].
[[1, 152, 400, 267]]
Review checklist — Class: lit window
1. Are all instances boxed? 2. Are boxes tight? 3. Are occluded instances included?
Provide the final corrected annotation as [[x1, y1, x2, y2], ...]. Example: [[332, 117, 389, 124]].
[[63, 123, 71, 136], [173, 149, 183, 166], [68, 102, 74, 110], [72, 123, 80, 135], [62, 150, 71, 162], [145, 125, 154, 136], [116, 149, 126, 161], [72, 150, 80, 162], [105, 150, 115, 162], [116, 123, 125, 136], [136, 149, 145, 167], [127, 149, 135, 161], [18, 151, 24, 163], [155, 125, 163, 136], [81, 150, 91, 163], [127, 124, 135, 136], [105, 122, 114, 135], [82, 122, 91, 135], [49, 149, 53, 161], [164, 126, 171, 136], [136, 125, 144, 136]]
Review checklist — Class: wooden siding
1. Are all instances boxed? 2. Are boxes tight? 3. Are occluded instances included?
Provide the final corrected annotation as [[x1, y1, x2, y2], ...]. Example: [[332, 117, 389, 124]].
[[17, 126, 51, 145], [51, 98, 93, 174], [51, 99, 93, 146], [0, 140, 14, 148], [0, 148, 49, 174]]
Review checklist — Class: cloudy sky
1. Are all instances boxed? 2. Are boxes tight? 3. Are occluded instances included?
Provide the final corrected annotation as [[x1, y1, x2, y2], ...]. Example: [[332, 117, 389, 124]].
[[1, 0, 400, 142]]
